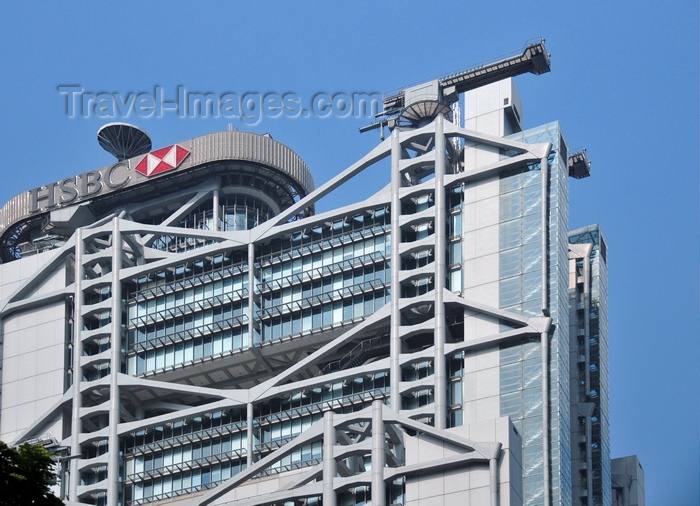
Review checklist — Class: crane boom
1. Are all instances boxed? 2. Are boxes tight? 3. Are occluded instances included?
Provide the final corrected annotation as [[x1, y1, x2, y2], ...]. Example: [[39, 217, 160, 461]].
[[382, 40, 550, 113]]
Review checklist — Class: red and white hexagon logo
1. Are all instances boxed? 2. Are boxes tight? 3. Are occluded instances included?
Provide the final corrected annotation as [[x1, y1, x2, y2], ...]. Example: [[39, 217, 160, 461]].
[[134, 145, 190, 177]]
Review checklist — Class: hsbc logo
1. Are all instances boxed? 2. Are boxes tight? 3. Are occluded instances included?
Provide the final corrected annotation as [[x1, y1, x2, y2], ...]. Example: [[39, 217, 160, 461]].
[[134, 144, 190, 177], [28, 144, 193, 214]]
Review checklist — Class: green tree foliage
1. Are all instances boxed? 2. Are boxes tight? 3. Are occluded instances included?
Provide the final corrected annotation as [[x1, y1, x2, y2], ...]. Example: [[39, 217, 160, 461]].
[[0, 441, 62, 506]]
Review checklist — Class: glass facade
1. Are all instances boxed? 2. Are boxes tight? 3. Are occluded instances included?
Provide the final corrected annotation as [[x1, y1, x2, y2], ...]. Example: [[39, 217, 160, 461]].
[[498, 160, 544, 316], [124, 256, 250, 376], [257, 208, 391, 343], [499, 122, 572, 506]]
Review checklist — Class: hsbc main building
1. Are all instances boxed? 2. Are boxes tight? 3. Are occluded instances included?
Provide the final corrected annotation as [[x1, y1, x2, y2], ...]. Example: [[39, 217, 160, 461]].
[[0, 42, 644, 506]]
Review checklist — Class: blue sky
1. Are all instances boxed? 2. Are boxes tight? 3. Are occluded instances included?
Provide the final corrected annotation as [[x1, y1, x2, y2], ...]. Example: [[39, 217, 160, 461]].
[[1, 2, 698, 503]]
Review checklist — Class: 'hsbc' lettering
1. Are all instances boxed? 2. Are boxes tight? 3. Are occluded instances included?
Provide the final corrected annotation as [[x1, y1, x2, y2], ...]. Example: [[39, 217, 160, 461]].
[[59, 177, 79, 204], [81, 171, 102, 197], [28, 163, 134, 214], [105, 162, 130, 189]]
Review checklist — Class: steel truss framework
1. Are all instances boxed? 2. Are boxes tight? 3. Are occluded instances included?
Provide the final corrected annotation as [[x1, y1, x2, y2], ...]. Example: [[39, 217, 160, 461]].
[[1, 116, 554, 506]]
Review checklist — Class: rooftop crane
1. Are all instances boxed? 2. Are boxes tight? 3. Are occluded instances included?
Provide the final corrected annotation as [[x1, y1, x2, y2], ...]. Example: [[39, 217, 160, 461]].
[[361, 39, 551, 133]]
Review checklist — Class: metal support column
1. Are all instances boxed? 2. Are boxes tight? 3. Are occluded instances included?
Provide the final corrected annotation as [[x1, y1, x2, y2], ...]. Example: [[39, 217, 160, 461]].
[[107, 218, 123, 506], [489, 457, 499, 506], [323, 411, 337, 506], [540, 148, 551, 314], [68, 228, 84, 501], [212, 189, 220, 232], [372, 400, 386, 505], [248, 243, 256, 346], [585, 413, 594, 503], [433, 114, 448, 430], [246, 402, 254, 468], [582, 253, 594, 504], [583, 253, 592, 398], [389, 127, 402, 412], [540, 150, 552, 506]]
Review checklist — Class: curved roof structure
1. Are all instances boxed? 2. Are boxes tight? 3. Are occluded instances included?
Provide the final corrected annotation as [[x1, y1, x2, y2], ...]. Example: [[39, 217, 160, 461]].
[[0, 130, 314, 262]]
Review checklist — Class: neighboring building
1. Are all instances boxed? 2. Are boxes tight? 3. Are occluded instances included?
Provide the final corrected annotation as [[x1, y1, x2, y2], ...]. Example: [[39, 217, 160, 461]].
[[569, 225, 610, 506], [0, 43, 641, 506], [611, 456, 645, 506]]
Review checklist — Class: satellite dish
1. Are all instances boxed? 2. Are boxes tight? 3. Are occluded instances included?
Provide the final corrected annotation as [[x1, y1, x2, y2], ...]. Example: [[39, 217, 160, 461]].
[[398, 100, 452, 129], [97, 122, 152, 161]]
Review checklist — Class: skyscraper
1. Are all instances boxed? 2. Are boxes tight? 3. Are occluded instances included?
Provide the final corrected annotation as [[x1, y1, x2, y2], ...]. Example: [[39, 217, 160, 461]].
[[0, 43, 641, 506], [569, 225, 610, 506]]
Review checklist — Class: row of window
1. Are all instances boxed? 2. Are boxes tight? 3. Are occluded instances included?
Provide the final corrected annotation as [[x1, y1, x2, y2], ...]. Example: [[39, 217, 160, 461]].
[[259, 208, 391, 262], [123, 412, 246, 457], [125, 251, 246, 295], [125, 460, 245, 505], [260, 289, 389, 342], [127, 301, 247, 348], [262, 265, 388, 308], [126, 433, 247, 478], [260, 235, 389, 283], [126, 326, 249, 376], [257, 372, 391, 419], [127, 274, 247, 322]]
